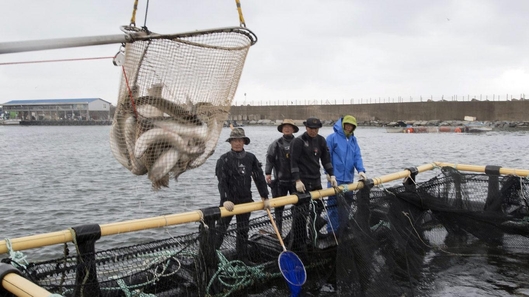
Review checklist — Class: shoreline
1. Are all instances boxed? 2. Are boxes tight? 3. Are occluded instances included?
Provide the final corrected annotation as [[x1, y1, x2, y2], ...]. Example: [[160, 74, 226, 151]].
[[224, 119, 529, 130]]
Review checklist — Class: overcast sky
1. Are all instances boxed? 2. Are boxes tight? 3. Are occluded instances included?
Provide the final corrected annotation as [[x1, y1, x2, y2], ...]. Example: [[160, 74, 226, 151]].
[[1, 0, 528, 106]]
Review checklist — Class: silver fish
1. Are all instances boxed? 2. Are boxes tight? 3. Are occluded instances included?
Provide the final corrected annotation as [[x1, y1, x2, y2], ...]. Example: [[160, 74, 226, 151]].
[[136, 104, 164, 118], [134, 128, 205, 159], [188, 118, 220, 169], [171, 152, 194, 181], [148, 147, 179, 188], [144, 138, 170, 189], [128, 96, 203, 125], [152, 120, 208, 140]]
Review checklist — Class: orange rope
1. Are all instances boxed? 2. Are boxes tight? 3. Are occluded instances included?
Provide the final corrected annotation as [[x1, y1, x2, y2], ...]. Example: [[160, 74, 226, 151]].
[[0, 56, 114, 66], [121, 65, 139, 118]]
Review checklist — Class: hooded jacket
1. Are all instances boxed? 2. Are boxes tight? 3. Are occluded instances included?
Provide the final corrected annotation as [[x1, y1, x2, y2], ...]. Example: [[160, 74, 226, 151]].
[[326, 117, 365, 184]]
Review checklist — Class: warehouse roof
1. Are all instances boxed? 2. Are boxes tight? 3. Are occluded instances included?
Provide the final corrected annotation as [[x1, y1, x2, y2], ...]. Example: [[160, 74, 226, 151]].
[[2, 98, 112, 105]]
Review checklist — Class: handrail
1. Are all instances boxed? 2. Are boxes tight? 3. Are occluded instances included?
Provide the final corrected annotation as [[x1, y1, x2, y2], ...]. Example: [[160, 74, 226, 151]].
[[0, 161, 527, 254]]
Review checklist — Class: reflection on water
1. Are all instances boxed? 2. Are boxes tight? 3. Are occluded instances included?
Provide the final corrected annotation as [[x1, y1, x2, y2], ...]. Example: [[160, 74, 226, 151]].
[[0, 125, 528, 295], [425, 242, 529, 297]]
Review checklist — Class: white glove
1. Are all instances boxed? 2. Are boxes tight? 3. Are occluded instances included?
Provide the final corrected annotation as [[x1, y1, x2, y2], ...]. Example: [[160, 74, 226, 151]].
[[265, 174, 272, 184], [262, 197, 271, 210], [296, 180, 306, 193], [223, 201, 234, 211], [329, 175, 338, 187], [358, 172, 367, 181]]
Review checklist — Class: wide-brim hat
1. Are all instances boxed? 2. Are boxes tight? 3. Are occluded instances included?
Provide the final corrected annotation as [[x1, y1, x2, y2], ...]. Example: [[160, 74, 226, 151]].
[[303, 117, 322, 128], [226, 127, 250, 145], [277, 119, 299, 133]]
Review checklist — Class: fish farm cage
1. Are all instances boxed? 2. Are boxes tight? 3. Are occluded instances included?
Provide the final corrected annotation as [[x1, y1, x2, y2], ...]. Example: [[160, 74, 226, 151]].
[[1, 164, 529, 296]]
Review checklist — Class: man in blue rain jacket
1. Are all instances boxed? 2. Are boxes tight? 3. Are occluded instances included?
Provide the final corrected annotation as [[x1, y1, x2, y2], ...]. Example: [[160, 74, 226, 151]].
[[325, 115, 367, 234]]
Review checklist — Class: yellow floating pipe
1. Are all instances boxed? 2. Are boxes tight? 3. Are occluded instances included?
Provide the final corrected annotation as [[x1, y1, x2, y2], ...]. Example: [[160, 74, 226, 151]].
[[0, 164, 432, 254], [1, 162, 526, 254], [0, 211, 203, 254], [434, 162, 529, 177], [2, 273, 53, 297], [309, 162, 439, 199], [0, 207, 266, 254]]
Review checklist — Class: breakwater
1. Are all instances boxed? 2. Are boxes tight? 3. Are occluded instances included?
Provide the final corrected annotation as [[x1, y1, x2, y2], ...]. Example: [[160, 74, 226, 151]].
[[228, 100, 529, 123]]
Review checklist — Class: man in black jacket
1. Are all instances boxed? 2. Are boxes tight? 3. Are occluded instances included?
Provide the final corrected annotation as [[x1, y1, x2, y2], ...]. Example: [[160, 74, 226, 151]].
[[290, 118, 337, 247], [265, 119, 299, 236], [215, 128, 270, 263]]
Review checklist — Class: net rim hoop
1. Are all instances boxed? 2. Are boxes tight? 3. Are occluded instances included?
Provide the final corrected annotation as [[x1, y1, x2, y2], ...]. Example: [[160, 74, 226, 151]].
[[278, 250, 307, 286], [122, 26, 258, 49]]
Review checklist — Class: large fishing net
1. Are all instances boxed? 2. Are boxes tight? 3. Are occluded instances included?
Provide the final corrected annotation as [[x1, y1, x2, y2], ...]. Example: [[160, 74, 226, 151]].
[[3, 167, 529, 296], [109, 27, 257, 189]]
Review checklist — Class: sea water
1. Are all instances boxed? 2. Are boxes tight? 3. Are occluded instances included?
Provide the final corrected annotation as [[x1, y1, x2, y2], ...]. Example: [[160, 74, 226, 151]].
[[0, 125, 528, 296]]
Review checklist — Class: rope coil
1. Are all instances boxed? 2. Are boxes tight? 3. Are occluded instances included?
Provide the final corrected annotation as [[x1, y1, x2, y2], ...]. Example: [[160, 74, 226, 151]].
[[4, 238, 28, 270]]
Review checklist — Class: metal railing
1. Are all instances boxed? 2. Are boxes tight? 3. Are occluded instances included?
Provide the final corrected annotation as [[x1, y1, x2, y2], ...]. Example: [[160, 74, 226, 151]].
[[232, 94, 527, 106]]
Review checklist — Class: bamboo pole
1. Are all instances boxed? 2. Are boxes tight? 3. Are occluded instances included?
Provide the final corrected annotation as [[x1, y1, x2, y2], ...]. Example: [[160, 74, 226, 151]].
[[0, 164, 429, 254], [0, 162, 526, 254], [306, 162, 439, 199], [434, 162, 529, 177], [2, 273, 53, 297], [266, 209, 287, 251]]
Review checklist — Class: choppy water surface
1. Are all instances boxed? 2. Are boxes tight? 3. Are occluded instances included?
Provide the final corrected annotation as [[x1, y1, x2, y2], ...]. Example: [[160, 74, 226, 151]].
[[0, 125, 528, 295]]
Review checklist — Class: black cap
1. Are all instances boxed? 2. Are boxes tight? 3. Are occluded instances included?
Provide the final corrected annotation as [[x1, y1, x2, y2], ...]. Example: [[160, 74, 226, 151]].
[[303, 117, 322, 128]]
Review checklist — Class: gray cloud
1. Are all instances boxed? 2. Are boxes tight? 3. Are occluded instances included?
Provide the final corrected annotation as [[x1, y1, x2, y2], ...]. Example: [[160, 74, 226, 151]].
[[1, 0, 527, 106]]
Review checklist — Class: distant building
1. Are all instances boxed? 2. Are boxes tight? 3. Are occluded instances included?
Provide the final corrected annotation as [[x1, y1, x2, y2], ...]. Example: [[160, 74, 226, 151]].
[[1, 98, 112, 121]]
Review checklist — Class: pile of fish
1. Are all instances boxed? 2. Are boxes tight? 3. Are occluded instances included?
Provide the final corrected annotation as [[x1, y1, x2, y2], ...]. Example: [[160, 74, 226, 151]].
[[110, 96, 225, 189]]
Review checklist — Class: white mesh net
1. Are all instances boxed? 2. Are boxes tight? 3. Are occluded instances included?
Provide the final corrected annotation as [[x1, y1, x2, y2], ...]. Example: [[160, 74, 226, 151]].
[[110, 27, 257, 189]]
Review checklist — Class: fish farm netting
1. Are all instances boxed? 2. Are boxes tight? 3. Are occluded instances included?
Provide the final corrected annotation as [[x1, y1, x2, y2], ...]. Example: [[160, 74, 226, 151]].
[[2, 166, 529, 296], [110, 27, 257, 190]]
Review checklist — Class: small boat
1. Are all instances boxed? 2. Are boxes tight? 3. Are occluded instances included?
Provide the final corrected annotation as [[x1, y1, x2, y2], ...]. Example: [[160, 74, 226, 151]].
[[224, 120, 244, 128], [438, 125, 466, 133], [464, 121, 493, 133], [392, 125, 490, 134], [403, 126, 439, 133], [0, 119, 21, 125], [385, 126, 405, 133], [385, 121, 407, 133]]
